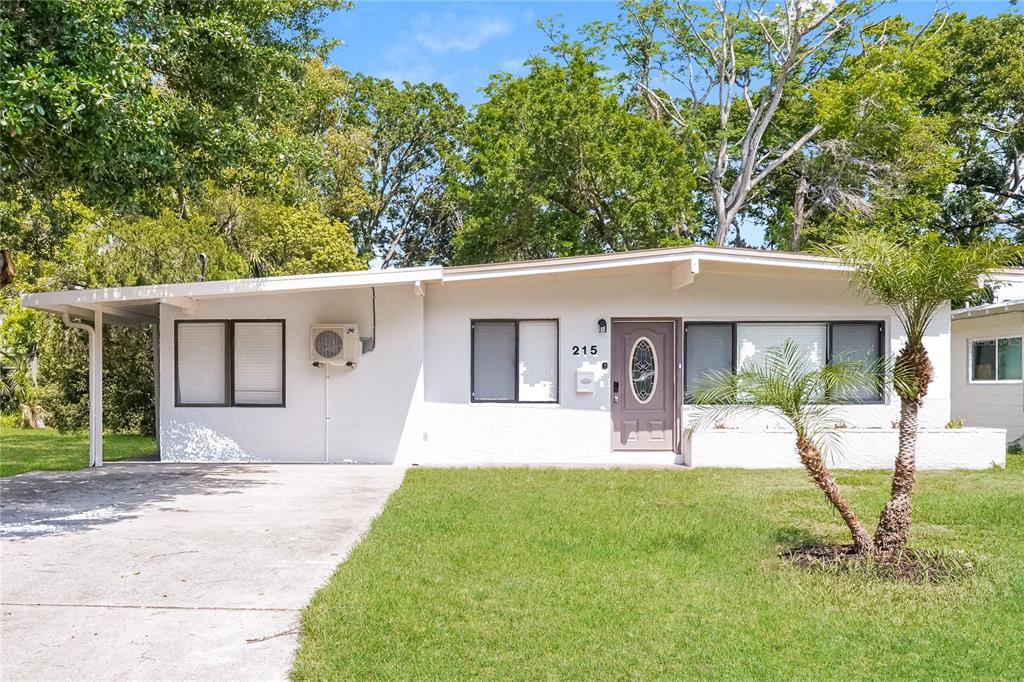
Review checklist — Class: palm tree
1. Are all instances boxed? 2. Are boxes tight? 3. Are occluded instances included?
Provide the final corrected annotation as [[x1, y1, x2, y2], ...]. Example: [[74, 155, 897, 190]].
[[828, 231, 1019, 555], [691, 339, 878, 553]]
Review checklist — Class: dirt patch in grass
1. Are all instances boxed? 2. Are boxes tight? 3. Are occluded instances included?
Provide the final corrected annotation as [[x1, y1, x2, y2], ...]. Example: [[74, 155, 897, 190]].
[[782, 544, 976, 583]]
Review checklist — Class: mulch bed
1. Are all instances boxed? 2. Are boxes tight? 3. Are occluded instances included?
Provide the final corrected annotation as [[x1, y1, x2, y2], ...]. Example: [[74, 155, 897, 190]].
[[781, 544, 973, 583]]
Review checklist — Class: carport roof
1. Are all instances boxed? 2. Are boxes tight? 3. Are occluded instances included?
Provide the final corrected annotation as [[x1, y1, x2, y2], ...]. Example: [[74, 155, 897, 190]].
[[21, 266, 444, 324]]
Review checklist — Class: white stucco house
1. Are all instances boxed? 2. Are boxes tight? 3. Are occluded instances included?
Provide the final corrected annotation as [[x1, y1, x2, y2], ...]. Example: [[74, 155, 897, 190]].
[[21, 246, 1012, 469], [950, 273, 1024, 449]]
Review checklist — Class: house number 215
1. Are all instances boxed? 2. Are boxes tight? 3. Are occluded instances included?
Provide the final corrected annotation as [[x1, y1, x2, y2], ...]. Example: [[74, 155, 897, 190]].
[[572, 345, 598, 356]]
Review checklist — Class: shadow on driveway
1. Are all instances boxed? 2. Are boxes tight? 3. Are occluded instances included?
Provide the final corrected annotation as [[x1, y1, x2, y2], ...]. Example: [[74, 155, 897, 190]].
[[0, 464, 271, 539]]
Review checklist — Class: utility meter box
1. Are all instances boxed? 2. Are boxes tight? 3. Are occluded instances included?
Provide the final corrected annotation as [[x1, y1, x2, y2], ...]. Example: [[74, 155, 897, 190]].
[[576, 369, 596, 394]]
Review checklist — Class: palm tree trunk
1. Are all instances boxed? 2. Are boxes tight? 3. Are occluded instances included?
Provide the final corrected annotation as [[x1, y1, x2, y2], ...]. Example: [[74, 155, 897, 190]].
[[874, 397, 918, 554], [874, 342, 931, 555], [796, 436, 873, 553]]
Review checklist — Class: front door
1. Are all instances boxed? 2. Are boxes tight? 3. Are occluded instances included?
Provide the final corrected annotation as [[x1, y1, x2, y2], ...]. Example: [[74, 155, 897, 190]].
[[611, 320, 676, 450]]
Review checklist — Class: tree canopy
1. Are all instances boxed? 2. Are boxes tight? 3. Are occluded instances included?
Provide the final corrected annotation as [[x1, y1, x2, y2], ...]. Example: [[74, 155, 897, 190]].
[[1, 0, 1022, 432]]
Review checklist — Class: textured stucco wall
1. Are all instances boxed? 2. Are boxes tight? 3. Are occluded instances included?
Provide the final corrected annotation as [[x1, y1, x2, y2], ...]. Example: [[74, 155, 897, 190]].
[[420, 267, 953, 465], [159, 285, 424, 463], [684, 428, 1006, 469], [951, 312, 1024, 444]]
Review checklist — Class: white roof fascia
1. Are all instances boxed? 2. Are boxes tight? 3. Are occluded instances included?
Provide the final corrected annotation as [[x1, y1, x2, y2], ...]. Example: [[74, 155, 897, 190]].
[[952, 300, 1024, 319], [989, 267, 1024, 282], [441, 248, 850, 284], [21, 266, 444, 312]]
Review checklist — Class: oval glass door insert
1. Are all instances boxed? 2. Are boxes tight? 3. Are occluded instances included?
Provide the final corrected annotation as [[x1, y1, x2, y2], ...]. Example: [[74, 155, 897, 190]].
[[629, 336, 658, 404]]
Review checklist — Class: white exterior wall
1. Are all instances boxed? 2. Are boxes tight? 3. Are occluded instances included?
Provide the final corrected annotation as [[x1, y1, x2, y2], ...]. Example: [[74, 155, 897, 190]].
[[151, 265, 1000, 469], [951, 311, 1024, 445], [686, 428, 1005, 469], [418, 269, 954, 466], [159, 285, 425, 463]]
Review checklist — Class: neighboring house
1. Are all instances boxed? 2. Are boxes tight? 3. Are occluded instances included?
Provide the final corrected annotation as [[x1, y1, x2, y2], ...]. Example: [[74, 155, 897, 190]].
[[22, 246, 1008, 469], [951, 299, 1024, 448]]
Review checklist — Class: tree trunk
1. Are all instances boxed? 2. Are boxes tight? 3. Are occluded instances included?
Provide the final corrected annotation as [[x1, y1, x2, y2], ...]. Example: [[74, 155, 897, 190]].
[[796, 436, 873, 553], [790, 174, 807, 252], [874, 397, 919, 554], [874, 342, 931, 554], [0, 250, 14, 287]]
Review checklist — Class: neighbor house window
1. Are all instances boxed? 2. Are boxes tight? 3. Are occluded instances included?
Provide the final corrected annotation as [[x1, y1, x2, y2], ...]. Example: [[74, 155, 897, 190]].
[[175, 320, 286, 407], [685, 321, 884, 402], [472, 320, 558, 402], [970, 336, 1023, 382]]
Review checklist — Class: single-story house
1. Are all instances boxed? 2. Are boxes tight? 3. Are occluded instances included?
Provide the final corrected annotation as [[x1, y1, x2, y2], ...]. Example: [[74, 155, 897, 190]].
[[951, 291, 1024, 448], [21, 246, 1013, 469]]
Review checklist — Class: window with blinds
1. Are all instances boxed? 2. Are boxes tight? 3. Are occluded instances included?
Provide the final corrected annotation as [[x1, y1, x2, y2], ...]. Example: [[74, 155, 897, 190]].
[[234, 322, 284, 405], [684, 323, 733, 398], [737, 323, 828, 371], [684, 321, 885, 404], [472, 320, 558, 402], [175, 320, 285, 407], [176, 322, 227, 406]]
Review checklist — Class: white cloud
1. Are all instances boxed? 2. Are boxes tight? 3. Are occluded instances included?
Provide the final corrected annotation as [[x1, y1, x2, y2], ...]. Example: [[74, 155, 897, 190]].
[[411, 12, 514, 53]]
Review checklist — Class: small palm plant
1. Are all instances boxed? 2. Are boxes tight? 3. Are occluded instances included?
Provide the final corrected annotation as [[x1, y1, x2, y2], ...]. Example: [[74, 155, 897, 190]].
[[828, 231, 1019, 554], [691, 339, 879, 553]]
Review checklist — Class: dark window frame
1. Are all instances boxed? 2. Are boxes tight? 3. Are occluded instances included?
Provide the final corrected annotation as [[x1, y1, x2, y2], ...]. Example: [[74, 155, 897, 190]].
[[684, 320, 886, 404], [470, 319, 560, 404], [174, 319, 286, 408]]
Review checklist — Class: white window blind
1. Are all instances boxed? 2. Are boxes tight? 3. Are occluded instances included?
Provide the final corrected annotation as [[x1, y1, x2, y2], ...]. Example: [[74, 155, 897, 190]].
[[473, 321, 517, 401], [177, 323, 226, 405], [832, 323, 883, 400], [685, 324, 733, 397], [233, 322, 284, 405], [736, 323, 827, 371], [518, 320, 557, 402]]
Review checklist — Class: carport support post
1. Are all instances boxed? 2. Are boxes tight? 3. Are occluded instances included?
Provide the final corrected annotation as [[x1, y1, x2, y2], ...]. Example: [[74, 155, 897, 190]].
[[62, 309, 103, 466], [91, 307, 103, 466]]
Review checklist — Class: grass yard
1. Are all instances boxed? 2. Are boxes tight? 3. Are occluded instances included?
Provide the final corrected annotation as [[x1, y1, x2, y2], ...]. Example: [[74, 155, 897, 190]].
[[0, 426, 157, 477], [295, 456, 1024, 680]]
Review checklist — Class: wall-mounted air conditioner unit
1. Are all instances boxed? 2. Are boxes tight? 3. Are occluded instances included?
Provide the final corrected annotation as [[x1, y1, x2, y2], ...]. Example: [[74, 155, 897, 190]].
[[310, 324, 362, 366]]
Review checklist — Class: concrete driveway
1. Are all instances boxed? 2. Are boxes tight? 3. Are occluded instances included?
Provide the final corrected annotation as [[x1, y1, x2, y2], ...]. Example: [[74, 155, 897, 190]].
[[0, 464, 406, 681]]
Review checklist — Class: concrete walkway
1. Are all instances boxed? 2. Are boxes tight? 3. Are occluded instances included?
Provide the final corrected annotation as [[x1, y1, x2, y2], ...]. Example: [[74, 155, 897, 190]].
[[0, 464, 406, 681]]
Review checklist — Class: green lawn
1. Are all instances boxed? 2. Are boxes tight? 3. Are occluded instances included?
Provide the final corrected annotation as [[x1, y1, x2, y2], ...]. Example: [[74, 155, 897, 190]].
[[294, 456, 1024, 680], [0, 426, 157, 477]]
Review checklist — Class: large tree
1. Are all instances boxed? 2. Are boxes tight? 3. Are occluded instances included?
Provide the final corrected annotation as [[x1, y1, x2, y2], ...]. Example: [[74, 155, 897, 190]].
[[1, 0, 343, 252], [340, 75, 466, 267], [587, 0, 879, 245], [928, 13, 1024, 244], [452, 47, 696, 264], [754, 16, 956, 250]]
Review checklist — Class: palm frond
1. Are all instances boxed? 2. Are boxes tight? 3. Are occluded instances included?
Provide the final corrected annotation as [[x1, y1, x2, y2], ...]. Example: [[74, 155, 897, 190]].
[[690, 339, 880, 458], [822, 231, 1021, 346]]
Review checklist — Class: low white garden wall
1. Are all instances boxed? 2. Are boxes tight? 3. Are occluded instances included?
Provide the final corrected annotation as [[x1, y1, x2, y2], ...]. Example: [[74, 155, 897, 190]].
[[683, 427, 1007, 470]]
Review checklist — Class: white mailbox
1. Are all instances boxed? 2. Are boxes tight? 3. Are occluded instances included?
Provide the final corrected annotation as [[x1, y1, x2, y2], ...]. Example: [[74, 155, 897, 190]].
[[576, 369, 596, 394]]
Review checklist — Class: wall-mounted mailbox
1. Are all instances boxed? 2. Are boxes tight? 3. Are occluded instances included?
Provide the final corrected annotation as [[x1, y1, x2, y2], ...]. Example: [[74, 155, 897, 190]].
[[576, 369, 596, 394]]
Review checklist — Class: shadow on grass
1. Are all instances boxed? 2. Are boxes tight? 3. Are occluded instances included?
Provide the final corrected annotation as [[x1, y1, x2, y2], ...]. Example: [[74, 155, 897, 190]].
[[0, 464, 273, 540], [773, 526, 823, 548]]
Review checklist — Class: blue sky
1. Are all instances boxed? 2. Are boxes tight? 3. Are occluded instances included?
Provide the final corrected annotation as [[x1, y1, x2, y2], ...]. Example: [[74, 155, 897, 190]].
[[323, 1, 1018, 107]]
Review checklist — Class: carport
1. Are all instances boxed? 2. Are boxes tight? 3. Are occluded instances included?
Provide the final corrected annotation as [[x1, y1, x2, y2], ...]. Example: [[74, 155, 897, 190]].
[[20, 267, 441, 466]]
